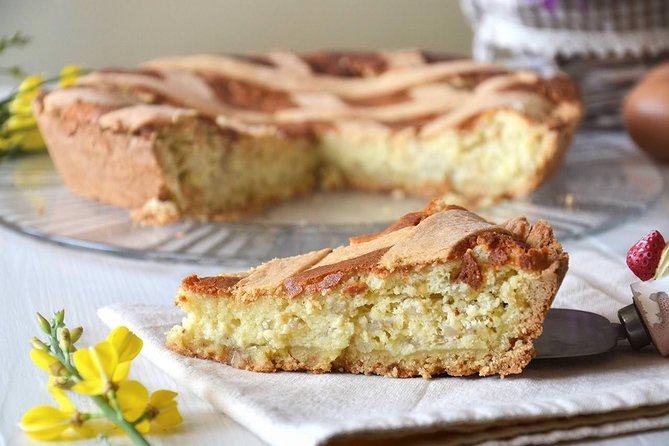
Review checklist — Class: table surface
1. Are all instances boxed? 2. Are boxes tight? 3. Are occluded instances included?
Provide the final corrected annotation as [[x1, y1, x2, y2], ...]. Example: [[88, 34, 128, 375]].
[[1, 157, 668, 446]]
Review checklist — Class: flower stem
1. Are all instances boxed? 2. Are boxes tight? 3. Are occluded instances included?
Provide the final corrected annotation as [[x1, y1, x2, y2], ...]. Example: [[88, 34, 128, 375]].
[[80, 412, 105, 420], [90, 395, 150, 446]]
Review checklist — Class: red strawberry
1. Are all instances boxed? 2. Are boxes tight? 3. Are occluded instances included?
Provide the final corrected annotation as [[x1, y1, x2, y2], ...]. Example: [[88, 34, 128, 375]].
[[627, 230, 666, 281]]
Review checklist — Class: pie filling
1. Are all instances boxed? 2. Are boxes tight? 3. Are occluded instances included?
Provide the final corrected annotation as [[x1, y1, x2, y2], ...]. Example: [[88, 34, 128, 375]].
[[145, 108, 554, 221], [319, 110, 551, 200], [151, 120, 318, 220]]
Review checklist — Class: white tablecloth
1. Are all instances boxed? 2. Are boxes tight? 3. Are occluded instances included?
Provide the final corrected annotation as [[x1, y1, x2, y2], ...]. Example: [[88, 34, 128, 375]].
[[1, 164, 668, 446]]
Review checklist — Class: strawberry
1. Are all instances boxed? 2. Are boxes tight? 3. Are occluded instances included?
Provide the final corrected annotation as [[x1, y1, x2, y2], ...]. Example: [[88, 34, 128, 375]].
[[626, 230, 666, 281]]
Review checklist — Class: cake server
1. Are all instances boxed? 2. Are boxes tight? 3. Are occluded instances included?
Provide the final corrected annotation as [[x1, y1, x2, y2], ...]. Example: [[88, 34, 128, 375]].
[[534, 290, 669, 359]]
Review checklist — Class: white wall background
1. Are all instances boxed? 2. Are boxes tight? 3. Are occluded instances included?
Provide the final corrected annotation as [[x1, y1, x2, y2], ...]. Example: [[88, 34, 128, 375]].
[[0, 0, 472, 77]]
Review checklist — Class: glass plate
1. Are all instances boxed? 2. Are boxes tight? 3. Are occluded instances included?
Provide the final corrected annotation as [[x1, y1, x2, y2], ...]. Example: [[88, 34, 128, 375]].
[[0, 131, 663, 266]]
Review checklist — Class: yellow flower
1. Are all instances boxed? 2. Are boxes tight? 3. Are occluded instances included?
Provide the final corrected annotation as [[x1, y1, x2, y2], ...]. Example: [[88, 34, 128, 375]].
[[59, 65, 84, 88], [135, 390, 182, 433], [19, 388, 80, 441], [115, 380, 149, 423], [30, 349, 64, 376], [2, 74, 45, 152], [0, 119, 24, 150], [149, 390, 182, 429], [108, 326, 143, 363], [5, 113, 35, 131], [19, 127, 45, 151], [71, 327, 141, 396], [108, 326, 143, 382], [9, 75, 42, 115], [0, 133, 21, 150], [4, 114, 44, 151], [71, 341, 121, 395]]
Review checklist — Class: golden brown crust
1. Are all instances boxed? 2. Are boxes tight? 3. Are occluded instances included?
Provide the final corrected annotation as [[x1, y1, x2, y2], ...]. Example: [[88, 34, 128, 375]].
[[348, 205, 467, 245], [283, 247, 391, 298], [234, 248, 332, 299], [179, 203, 567, 300], [504, 75, 581, 106], [301, 51, 389, 77], [42, 71, 579, 134], [349, 211, 428, 244], [330, 345, 535, 378], [34, 96, 170, 210], [457, 249, 483, 289], [517, 112, 579, 196], [181, 274, 245, 296], [203, 75, 296, 112], [167, 340, 535, 378]]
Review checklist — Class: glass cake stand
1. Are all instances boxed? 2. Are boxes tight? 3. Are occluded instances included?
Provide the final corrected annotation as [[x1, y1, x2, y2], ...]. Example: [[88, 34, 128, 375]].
[[0, 131, 663, 267]]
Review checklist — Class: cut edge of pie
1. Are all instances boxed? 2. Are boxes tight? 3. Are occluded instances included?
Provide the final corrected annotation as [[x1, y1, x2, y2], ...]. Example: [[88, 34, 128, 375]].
[[166, 201, 568, 378]]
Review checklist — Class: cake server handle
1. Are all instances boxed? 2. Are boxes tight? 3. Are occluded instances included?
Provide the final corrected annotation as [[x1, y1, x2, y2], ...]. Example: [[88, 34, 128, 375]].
[[619, 292, 669, 357]]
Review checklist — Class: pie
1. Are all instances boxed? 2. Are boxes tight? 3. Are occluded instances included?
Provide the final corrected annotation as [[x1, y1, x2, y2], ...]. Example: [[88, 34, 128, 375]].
[[34, 50, 582, 224], [167, 202, 568, 378]]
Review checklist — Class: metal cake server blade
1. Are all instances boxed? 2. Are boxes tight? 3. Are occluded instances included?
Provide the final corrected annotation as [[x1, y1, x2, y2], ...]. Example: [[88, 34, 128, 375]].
[[534, 308, 626, 359], [534, 291, 669, 359]]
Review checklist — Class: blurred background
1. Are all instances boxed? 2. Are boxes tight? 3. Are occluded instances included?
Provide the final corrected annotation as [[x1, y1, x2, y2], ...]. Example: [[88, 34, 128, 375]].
[[5, 0, 668, 129], [0, 0, 472, 75], [1, 0, 668, 258]]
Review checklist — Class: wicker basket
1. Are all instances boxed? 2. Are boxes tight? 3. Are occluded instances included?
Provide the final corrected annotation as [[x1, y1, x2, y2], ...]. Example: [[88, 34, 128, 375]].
[[461, 0, 669, 127]]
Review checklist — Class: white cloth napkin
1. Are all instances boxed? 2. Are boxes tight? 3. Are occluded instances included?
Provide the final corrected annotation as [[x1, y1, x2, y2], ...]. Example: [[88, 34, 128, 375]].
[[98, 250, 669, 446]]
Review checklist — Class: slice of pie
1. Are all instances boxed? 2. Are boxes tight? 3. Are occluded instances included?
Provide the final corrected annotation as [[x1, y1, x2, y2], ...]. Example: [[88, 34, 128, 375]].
[[34, 50, 582, 224], [167, 203, 568, 377]]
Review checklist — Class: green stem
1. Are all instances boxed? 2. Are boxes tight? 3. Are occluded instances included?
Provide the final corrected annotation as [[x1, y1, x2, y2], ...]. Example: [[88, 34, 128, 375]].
[[47, 325, 151, 446], [49, 326, 79, 378], [80, 412, 106, 421], [132, 413, 150, 426], [90, 395, 150, 446]]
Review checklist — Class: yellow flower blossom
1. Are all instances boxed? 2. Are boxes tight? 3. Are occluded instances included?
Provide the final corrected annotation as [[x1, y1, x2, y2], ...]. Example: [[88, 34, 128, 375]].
[[30, 349, 63, 376], [19, 388, 85, 441], [2, 74, 45, 152], [108, 326, 143, 382], [4, 114, 44, 150], [5, 113, 35, 131], [71, 328, 143, 396], [59, 64, 84, 88], [115, 380, 149, 423], [108, 326, 143, 363], [135, 390, 182, 433], [71, 341, 120, 395], [2, 66, 84, 153], [18, 127, 45, 151], [0, 132, 21, 150], [9, 75, 42, 115]]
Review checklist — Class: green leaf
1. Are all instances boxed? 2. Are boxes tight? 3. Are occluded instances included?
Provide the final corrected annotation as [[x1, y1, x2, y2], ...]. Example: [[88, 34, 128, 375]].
[[0, 32, 31, 54], [0, 66, 27, 78]]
